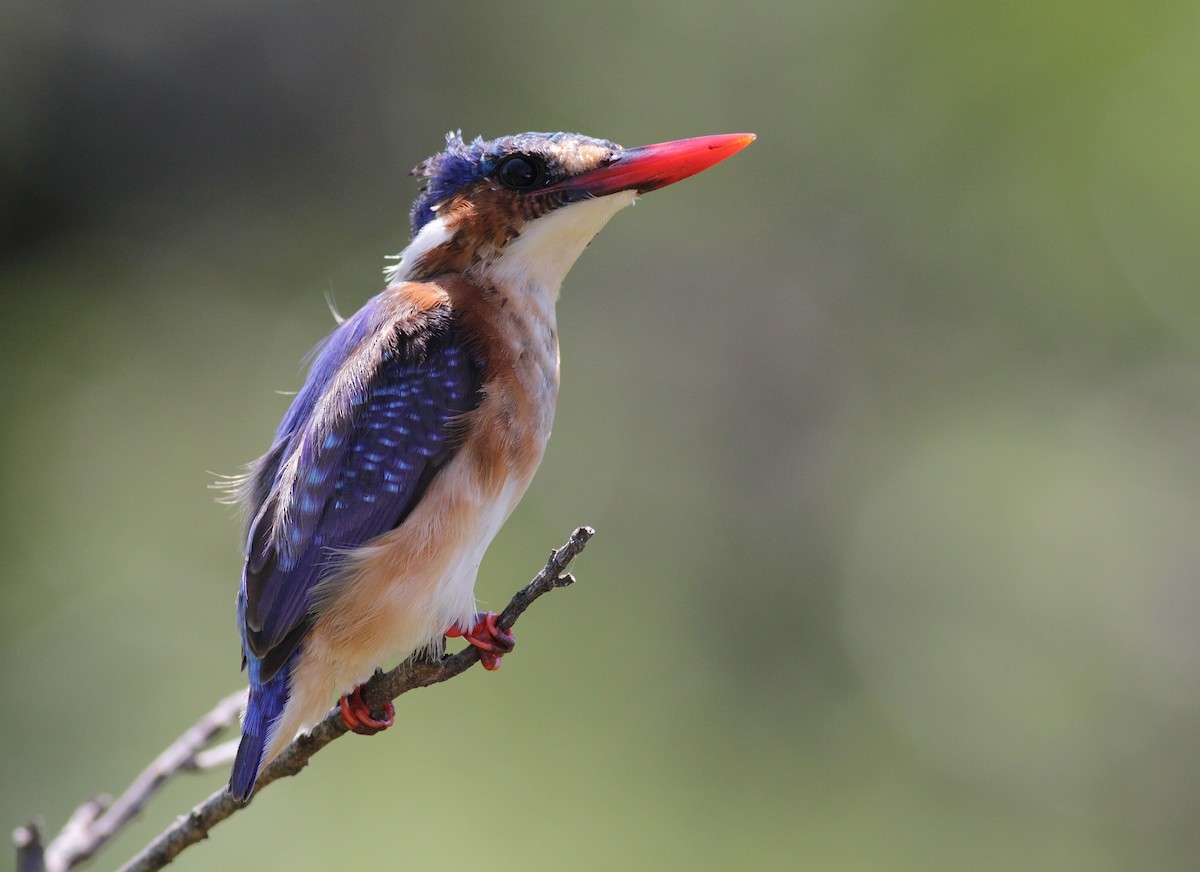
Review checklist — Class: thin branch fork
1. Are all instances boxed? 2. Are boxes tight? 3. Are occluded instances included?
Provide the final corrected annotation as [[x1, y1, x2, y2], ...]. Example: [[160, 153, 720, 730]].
[[14, 526, 594, 872]]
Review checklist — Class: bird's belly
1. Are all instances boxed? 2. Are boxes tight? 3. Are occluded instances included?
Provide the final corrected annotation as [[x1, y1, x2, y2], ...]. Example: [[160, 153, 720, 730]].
[[282, 455, 534, 736]]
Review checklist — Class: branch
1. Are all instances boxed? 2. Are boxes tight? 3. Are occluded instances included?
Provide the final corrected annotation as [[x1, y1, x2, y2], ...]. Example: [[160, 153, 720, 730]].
[[13, 823, 44, 872], [42, 691, 248, 872], [13, 690, 246, 872], [19, 526, 593, 872]]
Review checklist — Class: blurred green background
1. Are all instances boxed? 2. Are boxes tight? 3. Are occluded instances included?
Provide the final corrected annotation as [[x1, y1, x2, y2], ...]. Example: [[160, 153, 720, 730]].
[[3, 2, 1199, 870]]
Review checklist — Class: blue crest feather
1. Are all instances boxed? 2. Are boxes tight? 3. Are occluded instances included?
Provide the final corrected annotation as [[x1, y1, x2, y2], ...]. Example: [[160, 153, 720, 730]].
[[409, 131, 484, 237]]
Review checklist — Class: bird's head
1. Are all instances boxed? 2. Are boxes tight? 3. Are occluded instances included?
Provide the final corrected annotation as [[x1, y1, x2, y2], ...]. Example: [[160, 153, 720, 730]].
[[389, 130, 754, 293]]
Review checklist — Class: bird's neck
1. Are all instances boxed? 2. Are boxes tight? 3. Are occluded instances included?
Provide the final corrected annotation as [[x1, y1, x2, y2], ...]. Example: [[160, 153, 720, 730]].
[[438, 272, 560, 475], [381, 190, 639, 424], [386, 190, 637, 300], [467, 268, 561, 424]]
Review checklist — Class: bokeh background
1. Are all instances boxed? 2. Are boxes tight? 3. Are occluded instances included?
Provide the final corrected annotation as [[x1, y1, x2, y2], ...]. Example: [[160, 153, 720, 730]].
[[3, 2, 1199, 869]]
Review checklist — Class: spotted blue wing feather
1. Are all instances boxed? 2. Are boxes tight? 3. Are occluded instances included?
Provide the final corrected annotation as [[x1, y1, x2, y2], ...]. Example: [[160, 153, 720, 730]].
[[239, 294, 482, 681], [230, 291, 481, 801]]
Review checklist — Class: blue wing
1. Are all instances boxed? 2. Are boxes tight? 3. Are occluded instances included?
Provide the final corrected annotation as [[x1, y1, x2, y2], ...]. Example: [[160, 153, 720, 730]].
[[237, 292, 483, 683]]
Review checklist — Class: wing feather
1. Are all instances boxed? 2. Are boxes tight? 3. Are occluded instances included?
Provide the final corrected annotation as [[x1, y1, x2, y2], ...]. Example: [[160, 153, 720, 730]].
[[237, 285, 482, 682]]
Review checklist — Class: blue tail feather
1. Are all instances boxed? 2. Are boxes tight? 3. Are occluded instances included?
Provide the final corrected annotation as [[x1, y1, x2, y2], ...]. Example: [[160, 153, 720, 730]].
[[229, 653, 294, 802]]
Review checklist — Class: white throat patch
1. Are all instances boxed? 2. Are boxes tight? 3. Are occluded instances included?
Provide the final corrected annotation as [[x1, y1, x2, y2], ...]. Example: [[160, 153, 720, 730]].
[[487, 191, 638, 298]]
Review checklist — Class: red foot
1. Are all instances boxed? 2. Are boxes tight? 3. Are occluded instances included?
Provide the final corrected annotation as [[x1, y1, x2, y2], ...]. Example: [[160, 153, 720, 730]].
[[445, 612, 516, 671], [339, 684, 395, 735]]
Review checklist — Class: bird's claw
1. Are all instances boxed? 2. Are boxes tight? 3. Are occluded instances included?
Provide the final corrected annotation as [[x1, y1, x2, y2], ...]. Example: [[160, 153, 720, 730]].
[[340, 684, 395, 734], [445, 611, 515, 670]]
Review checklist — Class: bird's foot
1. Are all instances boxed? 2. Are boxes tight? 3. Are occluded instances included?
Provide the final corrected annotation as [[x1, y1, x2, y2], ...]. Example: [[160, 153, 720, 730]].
[[339, 684, 395, 735], [446, 611, 515, 670]]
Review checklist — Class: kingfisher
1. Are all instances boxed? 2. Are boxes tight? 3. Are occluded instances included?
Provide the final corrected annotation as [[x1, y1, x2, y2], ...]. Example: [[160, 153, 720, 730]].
[[227, 129, 755, 802]]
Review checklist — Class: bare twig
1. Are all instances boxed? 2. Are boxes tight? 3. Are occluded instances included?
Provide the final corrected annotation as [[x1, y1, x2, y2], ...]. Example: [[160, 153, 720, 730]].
[[38, 690, 247, 872], [14, 822, 45, 872], [69, 525, 592, 872]]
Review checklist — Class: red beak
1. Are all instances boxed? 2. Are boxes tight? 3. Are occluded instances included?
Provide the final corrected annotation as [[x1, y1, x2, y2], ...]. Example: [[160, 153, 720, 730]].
[[557, 133, 756, 197]]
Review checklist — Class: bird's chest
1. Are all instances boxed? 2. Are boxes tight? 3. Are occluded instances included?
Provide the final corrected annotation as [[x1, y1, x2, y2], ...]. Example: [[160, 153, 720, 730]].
[[465, 285, 561, 482]]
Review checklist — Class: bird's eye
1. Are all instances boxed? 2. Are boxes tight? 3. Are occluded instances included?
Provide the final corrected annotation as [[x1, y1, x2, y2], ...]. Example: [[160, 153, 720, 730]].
[[496, 155, 545, 189]]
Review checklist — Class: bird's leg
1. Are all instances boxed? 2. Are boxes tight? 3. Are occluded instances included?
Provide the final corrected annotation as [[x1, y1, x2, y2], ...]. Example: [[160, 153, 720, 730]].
[[446, 612, 516, 670], [339, 684, 395, 735]]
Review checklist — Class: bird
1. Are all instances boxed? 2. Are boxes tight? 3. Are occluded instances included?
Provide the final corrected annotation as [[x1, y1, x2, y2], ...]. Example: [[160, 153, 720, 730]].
[[227, 129, 755, 802]]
